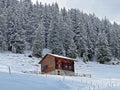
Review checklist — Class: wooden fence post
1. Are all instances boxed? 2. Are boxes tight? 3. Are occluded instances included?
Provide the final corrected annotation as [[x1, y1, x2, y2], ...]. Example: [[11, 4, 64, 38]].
[[8, 66, 11, 75]]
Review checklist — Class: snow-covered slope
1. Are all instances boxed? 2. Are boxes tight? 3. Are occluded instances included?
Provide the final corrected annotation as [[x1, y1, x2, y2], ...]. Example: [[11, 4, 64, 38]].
[[0, 72, 91, 90], [75, 61, 120, 79], [0, 51, 40, 74], [0, 52, 120, 90]]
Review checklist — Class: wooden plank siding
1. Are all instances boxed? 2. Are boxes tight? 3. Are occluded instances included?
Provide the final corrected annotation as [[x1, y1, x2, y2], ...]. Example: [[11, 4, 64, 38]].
[[39, 54, 75, 76], [55, 57, 74, 72], [40, 54, 55, 73]]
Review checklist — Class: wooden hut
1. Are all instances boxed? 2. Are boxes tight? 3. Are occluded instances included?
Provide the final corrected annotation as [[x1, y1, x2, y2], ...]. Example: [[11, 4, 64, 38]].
[[39, 54, 75, 76]]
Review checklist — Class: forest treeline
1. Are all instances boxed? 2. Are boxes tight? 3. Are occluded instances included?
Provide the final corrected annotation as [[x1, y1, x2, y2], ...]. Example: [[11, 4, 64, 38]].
[[0, 0, 120, 63]]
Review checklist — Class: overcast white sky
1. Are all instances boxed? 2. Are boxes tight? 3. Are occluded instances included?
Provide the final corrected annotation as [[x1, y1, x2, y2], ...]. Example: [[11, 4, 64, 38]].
[[31, 0, 120, 24]]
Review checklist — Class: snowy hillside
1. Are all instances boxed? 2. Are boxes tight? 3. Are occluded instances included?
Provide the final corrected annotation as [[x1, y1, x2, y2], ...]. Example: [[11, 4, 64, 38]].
[[0, 51, 40, 74], [0, 52, 120, 90], [0, 72, 93, 90]]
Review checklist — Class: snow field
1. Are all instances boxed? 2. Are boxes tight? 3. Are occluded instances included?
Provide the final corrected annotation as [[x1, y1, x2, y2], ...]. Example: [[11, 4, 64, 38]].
[[0, 52, 120, 90]]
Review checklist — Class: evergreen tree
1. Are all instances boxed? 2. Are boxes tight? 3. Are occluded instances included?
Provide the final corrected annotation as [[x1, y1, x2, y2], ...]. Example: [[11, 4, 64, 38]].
[[101, 18, 111, 44], [110, 22, 120, 59], [0, 1, 7, 51], [32, 22, 45, 57], [69, 9, 86, 57], [5, 0, 25, 53], [60, 8, 76, 58], [49, 3, 64, 55], [86, 14, 101, 60], [96, 31, 112, 64], [22, 0, 35, 50], [42, 4, 52, 48], [0, 15, 7, 51]]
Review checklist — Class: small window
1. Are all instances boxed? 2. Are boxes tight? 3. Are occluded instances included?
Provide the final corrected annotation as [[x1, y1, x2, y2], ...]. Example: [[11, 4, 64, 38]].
[[41, 65, 48, 71]]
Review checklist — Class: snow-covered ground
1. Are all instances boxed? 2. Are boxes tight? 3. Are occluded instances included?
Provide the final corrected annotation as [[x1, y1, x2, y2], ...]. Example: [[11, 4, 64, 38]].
[[0, 52, 120, 90], [0, 51, 40, 74]]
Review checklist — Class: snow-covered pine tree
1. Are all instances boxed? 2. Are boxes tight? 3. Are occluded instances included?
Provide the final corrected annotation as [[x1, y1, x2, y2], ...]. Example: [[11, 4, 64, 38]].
[[22, 0, 36, 50], [48, 3, 64, 55], [86, 14, 101, 60], [60, 8, 76, 58], [33, 1, 44, 30], [42, 4, 52, 48], [0, 10, 7, 51], [32, 22, 45, 57], [5, 0, 25, 53], [11, 20, 25, 53], [101, 18, 111, 44], [110, 22, 120, 59], [69, 9, 86, 58], [96, 31, 112, 64], [4, 0, 19, 51]]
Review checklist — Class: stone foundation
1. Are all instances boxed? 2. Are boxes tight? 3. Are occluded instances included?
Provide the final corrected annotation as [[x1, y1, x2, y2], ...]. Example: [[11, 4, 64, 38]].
[[46, 69, 74, 76]]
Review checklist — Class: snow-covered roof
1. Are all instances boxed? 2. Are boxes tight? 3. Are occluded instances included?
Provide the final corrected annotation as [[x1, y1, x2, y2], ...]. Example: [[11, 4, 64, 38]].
[[48, 53, 75, 61], [39, 53, 75, 64]]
